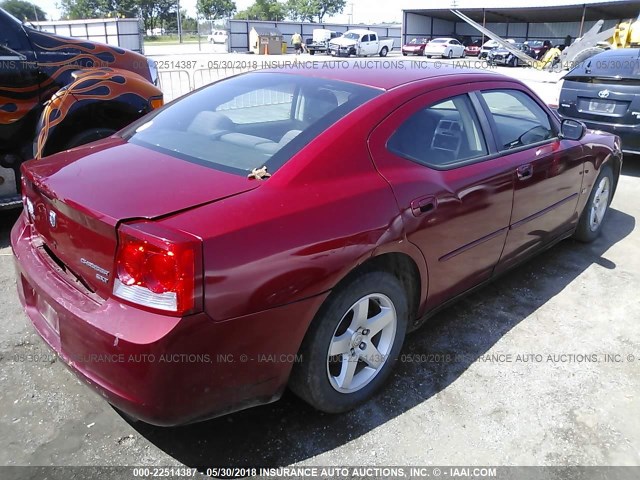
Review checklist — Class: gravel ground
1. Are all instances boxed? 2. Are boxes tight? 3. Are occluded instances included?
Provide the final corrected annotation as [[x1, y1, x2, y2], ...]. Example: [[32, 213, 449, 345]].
[[0, 49, 638, 475]]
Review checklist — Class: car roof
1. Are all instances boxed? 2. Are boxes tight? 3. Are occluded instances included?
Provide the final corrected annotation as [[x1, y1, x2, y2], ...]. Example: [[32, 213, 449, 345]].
[[258, 65, 505, 90]]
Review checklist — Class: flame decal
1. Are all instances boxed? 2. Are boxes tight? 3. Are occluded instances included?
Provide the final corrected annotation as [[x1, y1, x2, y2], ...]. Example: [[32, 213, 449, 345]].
[[0, 29, 150, 128], [35, 68, 161, 158]]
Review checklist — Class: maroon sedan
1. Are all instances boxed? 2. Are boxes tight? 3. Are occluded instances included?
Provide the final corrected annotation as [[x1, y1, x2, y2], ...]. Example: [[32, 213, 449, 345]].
[[12, 66, 621, 425], [464, 43, 481, 57], [402, 37, 429, 56]]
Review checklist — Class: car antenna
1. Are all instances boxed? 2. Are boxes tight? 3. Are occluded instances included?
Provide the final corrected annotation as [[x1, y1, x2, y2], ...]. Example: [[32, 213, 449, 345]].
[[248, 166, 272, 180]]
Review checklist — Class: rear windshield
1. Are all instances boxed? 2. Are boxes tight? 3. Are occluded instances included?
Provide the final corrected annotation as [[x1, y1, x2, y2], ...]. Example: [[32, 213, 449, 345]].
[[122, 72, 381, 176], [566, 51, 640, 81]]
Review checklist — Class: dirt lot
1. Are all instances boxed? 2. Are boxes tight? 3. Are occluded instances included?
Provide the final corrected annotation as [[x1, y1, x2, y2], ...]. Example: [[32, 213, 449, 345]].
[[0, 155, 639, 473]]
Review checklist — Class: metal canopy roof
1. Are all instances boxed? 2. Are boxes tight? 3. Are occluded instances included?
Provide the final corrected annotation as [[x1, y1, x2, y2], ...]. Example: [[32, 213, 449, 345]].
[[405, 2, 639, 23]]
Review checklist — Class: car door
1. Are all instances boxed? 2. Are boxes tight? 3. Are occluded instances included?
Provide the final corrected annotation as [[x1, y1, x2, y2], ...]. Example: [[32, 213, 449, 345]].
[[368, 33, 379, 55], [357, 34, 369, 55], [476, 87, 586, 273], [369, 85, 515, 309], [0, 12, 40, 155], [451, 39, 463, 57]]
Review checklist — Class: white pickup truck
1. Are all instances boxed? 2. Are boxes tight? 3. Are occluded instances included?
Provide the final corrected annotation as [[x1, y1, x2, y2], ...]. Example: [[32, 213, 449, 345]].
[[328, 29, 394, 57]]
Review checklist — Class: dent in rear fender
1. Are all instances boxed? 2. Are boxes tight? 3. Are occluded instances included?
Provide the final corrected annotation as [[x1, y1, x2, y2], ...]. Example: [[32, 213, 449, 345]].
[[160, 177, 404, 322], [35, 68, 162, 158]]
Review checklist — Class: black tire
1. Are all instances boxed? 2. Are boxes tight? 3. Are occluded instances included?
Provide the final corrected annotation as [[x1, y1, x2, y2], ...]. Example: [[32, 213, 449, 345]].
[[379, 47, 388, 57], [289, 271, 408, 413], [309, 50, 315, 55], [65, 128, 116, 150], [447, 50, 453, 59], [462, 51, 466, 58], [426, 55, 431, 58], [402, 52, 407, 56], [574, 164, 614, 242]]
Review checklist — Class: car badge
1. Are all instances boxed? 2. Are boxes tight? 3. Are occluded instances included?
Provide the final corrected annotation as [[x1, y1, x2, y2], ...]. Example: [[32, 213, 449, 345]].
[[598, 90, 610, 99], [49, 210, 57, 228]]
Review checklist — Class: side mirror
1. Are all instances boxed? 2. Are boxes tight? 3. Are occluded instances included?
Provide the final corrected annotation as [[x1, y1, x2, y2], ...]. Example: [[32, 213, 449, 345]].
[[560, 119, 586, 141]]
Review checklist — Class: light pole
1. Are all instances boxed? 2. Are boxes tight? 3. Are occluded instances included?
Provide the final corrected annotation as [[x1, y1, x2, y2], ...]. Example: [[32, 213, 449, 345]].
[[176, 0, 183, 43]]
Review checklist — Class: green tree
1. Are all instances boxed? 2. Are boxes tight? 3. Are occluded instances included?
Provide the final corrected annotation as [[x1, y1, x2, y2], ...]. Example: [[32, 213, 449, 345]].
[[59, 0, 137, 20], [0, 0, 47, 21], [59, 0, 104, 19], [196, 0, 236, 20], [286, 0, 345, 23], [235, 0, 285, 21], [137, 0, 175, 32]]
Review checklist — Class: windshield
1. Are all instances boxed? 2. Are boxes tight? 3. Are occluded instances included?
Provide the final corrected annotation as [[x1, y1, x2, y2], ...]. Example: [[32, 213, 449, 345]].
[[122, 72, 381, 176], [343, 32, 360, 40], [1, 7, 24, 25]]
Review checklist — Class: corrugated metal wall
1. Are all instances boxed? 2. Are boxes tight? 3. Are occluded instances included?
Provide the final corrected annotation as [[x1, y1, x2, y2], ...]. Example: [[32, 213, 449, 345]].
[[403, 12, 626, 44], [32, 19, 143, 53], [229, 20, 401, 53]]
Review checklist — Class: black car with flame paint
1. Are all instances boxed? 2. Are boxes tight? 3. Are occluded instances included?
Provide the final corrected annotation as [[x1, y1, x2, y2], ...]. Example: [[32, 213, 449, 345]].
[[0, 8, 163, 208]]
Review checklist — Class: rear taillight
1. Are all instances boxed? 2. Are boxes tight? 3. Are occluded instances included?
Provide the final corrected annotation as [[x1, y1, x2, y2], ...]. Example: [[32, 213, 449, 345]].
[[21, 176, 34, 222], [113, 222, 202, 316]]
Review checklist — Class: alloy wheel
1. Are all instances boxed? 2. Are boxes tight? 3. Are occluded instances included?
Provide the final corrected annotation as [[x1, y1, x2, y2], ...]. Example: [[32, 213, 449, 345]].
[[326, 293, 397, 393]]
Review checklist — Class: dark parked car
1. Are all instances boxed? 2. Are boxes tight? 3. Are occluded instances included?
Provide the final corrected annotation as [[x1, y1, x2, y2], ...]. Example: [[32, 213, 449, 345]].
[[525, 40, 545, 58], [487, 43, 533, 66], [558, 48, 640, 155], [12, 66, 621, 426]]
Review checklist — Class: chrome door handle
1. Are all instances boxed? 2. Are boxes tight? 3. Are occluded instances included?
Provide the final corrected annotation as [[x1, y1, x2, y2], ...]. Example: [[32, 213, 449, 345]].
[[517, 164, 533, 180]]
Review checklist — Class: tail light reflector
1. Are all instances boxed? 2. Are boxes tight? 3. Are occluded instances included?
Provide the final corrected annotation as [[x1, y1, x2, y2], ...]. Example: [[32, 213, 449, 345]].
[[113, 222, 202, 316]]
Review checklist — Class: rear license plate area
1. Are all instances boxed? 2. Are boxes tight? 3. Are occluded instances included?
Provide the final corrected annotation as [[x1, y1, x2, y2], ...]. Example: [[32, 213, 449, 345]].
[[36, 294, 59, 334], [588, 100, 615, 113]]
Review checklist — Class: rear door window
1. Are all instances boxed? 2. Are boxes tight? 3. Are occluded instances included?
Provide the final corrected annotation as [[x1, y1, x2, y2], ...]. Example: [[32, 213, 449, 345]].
[[387, 94, 488, 168]]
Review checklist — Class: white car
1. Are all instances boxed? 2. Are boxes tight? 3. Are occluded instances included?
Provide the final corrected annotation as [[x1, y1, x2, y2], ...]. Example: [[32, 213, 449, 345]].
[[424, 38, 465, 59], [479, 39, 516, 59], [208, 30, 228, 44]]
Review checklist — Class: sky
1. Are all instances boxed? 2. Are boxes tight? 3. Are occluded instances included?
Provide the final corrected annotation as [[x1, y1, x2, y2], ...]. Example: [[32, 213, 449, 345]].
[[35, 0, 625, 24]]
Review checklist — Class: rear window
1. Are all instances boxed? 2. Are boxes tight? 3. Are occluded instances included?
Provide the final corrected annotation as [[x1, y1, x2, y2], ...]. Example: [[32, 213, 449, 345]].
[[122, 72, 380, 176], [566, 51, 640, 82]]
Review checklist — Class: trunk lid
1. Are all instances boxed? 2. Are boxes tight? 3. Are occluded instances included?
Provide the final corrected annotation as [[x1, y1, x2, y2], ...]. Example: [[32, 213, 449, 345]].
[[22, 137, 258, 298]]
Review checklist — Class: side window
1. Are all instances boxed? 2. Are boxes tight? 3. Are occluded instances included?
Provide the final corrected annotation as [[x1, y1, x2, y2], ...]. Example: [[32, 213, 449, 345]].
[[480, 90, 554, 150], [361, 35, 370, 42], [370, 33, 377, 42], [387, 94, 488, 168], [0, 17, 27, 51]]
